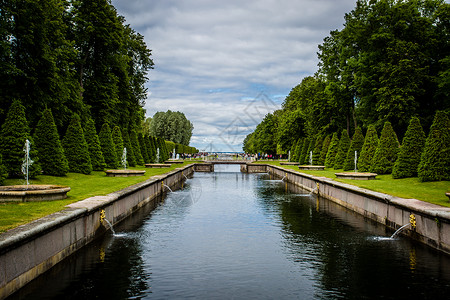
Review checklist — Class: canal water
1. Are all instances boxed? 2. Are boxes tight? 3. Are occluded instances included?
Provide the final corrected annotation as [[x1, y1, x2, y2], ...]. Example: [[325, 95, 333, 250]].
[[9, 165, 450, 299]]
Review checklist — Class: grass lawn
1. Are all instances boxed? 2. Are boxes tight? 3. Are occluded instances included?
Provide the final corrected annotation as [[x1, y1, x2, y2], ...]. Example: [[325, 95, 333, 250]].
[[0, 162, 197, 233], [261, 161, 450, 207]]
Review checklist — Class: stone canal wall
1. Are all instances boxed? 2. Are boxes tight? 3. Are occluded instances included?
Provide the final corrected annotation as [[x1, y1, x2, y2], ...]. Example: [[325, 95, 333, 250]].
[[266, 164, 450, 256], [0, 165, 194, 299]]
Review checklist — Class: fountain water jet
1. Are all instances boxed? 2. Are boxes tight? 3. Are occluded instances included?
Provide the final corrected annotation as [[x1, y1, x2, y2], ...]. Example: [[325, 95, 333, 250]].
[[390, 223, 411, 239]]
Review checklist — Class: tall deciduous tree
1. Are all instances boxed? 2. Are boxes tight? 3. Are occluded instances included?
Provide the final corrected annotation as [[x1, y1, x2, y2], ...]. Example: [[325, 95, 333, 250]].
[[34, 109, 68, 176], [149, 110, 193, 145], [392, 117, 426, 179], [63, 114, 92, 174], [418, 111, 450, 181]]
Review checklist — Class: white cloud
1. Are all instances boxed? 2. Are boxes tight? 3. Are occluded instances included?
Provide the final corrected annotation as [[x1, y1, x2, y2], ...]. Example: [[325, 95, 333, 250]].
[[111, 0, 356, 151]]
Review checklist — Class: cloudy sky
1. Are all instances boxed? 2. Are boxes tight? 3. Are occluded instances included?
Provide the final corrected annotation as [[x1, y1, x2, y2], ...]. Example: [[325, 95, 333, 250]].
[[111, 0, 357, 152]]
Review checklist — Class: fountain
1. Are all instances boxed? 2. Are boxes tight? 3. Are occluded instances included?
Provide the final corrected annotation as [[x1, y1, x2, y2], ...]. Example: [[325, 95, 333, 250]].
[[145, 148, 171, 168], [163, 184, 173, 193], [105, 147, 146, 177], [390, 223, 410, 239], [0, 139, 71, 202], [298, 151, 325, 170], [335, 151, 378, 180]]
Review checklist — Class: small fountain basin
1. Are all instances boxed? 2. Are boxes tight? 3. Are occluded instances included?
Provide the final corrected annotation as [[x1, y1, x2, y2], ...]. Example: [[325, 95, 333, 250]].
[[105, 170, 146, 177], [165, 160, 184, 164], [0, 185, 71, 202], [298, 165, 325, 171], [280, 162, 299, 166], [335, 172, 377, 180], [145, 164, 171, 168]]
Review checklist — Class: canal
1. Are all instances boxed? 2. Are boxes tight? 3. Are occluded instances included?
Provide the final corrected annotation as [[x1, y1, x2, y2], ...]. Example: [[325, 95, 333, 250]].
[[8, 165, 450, 299]]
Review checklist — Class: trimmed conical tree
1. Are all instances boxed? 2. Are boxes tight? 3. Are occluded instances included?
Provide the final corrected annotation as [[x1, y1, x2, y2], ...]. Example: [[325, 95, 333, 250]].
[[299, 138, 310, 164], [84, 118, 106, 171], [0, 154, 7, 185], [418, 111, 450, 182], [312, 135, 323, 165], [63, 114, 92, 174], [112, 126, 124, 168], [295, 138, 304, 163], [334, 130, 350, 169], [0, 100, 40, 178], [146, 136, 156, 163], [138, 133, 150, 163], [392, 117, 426, 179], [358, 125, 379, 172], [121, 129, 136, 167], [343, 127, 365, 171], [130, 129, 144, 165], [370, 121, 400, 174], [99, 123, 117, 169], [325, 132, 339, 168], [34, 109, 69, 176], [320, 135, 331, 165]]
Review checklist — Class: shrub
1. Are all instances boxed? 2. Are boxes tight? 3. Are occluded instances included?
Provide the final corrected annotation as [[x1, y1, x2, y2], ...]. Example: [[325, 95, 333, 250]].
[[121, 129, 136, 167], [138, 133, 150, 163], [358, 125, 379, 172], [370, 121, 400, 174], [99, 123, 117, 169], [62, 114, 92, 174], [130, 129, 144, 165], [418, 111, 450, 181], [392, 117, 426, 179], [34, 109, 69, 176], [334, 130, 350, 169], [320, 135, 331, 165], [112, 126, 124, 167], [84, 118, 106, 171], [343, 127, 365, 171], [0, 100, 40, 178], [312, 135, 323, 165], [325, 132, 339, 168]]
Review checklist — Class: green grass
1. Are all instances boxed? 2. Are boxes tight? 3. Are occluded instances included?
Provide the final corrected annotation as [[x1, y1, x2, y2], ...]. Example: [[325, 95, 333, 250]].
[[0, 162, 196, 233], [262, 161, 450, 207]]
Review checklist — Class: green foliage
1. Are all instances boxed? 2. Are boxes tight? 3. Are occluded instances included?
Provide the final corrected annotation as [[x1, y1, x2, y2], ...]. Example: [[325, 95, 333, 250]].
[[370, 122, 400, 175], [146, 136, 156, 163], [418, 111, 450, 181], [62, 114, 92, 175], [121, 129, 136, 167], [0, 154, 7, 185], [149, 110, 193, 145], [83, 117, 106, 171], [99, 123, 117, 169], [112, 126, 124, 167], [34, 109, 68, 176], [343, 127, 365, 171], [138, 133, 150, 163], [320, 135, 332, 165], [290, 138, 301, 161], [392, 117, 426, 179], [334, 130, 350, 169], [325, 132, 339, 168], [358, 125, 379, 172], [0, 100, 40, 178], [130, 129, 144, 165], [312, 136, 323, 165]]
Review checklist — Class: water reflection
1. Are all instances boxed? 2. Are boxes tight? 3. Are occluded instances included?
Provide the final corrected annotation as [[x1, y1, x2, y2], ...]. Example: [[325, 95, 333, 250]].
[[8, 167, 450, 299]]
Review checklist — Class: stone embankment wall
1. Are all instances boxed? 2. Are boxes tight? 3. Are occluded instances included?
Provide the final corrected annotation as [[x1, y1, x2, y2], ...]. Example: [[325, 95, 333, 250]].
[[0, 165, 194, 299], [266, 165, 450, 255]]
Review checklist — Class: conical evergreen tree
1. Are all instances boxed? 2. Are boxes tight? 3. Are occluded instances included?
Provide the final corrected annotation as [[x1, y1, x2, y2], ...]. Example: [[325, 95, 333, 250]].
[[295, 138, 305, 163], [112, 126, 124, 167], [343, 127, 365, 171], [370, 121, 400, 174], [130, 129, 144, 165], [138, 133, 150, 163], [320, 135, 331, 165], [84, 117, 106, 171], [418, 111, 450, 181], [0, 154, 7, 185], [299, 138, 310, 164], [303, 138, 314, 165], [63, 114, 92, 174], [358, 125, 379, 172], [99, 123, 117, 169], [325, 132, 339, 168], [34, 109, 69, 176], [334, 130, 350, 169], [121, 129, 136, 167], [312, 135, 323, 165], [0, 100, 40, 177], [146, 136, 156, 163], [392, 117, 426, 179]]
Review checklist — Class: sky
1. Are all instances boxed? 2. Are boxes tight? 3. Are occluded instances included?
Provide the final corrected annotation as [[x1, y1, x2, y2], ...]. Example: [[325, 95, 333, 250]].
[[111, 0, 357, 152]]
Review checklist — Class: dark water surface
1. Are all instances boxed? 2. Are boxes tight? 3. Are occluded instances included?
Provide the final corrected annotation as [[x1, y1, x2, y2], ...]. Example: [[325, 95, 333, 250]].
[[9, 165, 450, 299]]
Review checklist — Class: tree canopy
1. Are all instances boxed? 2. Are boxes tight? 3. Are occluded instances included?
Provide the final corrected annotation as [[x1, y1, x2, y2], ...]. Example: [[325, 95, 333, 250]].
[[149, 111, 193, 145]]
